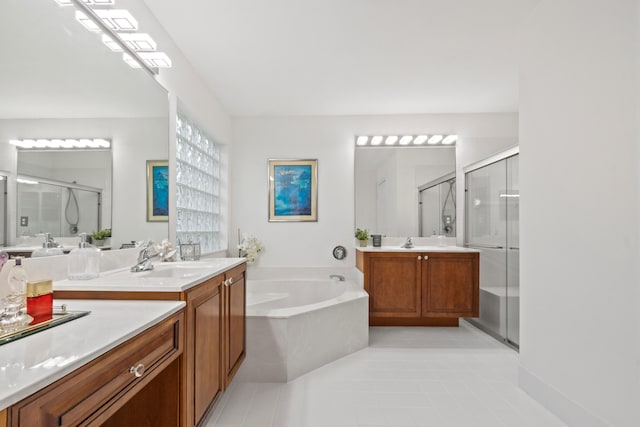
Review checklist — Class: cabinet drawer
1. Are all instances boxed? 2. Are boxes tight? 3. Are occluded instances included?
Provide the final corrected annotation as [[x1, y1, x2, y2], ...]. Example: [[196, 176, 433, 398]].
[[10, 312, 183, 427]]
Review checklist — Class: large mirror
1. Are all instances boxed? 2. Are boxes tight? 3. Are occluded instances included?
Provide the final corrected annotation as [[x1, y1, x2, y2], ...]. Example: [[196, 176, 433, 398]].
[[0, 0, 169, 249], [355, 146, 456, 238]]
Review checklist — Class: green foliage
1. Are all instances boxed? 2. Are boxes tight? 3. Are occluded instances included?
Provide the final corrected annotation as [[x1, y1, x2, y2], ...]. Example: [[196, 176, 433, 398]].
[[354, 228, 370, 240], [91, 229, 111, 240]]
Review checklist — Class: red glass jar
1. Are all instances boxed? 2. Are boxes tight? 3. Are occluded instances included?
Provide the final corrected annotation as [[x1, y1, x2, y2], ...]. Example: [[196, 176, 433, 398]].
[[27, 279, 53, 324]]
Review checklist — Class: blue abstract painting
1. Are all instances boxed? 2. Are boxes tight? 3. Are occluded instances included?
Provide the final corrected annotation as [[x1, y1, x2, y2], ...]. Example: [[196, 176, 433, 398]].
[[274, 165, 312, 216], [152, 165, 169, 216]]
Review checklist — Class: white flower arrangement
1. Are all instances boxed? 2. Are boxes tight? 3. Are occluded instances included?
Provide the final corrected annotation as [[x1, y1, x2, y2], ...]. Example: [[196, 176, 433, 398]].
[[238, 233, 263, 263]]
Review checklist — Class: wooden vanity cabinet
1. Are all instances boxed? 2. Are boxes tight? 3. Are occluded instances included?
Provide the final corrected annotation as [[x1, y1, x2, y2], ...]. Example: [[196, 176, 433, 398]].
[[183, 274, 224, 426], [357, 251, 479, 326], [8, 311, 184, 427], [223, 264, 246, 388], [53, 261, 247, 427]]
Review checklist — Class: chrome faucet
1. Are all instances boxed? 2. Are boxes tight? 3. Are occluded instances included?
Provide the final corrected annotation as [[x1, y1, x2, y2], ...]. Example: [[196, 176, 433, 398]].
[[401, 237, 414, 249], [130, 246, 164, 272], [329, 274, 345, 281]]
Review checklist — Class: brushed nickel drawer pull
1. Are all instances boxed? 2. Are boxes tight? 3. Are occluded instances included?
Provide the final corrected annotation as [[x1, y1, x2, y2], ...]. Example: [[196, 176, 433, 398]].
[[130, 363, 145, 378], [225, 278, 234, 286]]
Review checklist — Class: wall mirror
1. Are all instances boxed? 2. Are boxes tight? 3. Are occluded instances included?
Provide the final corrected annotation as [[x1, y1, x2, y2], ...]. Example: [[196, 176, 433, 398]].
[[0, 0, 169, 249], [0, 175, 6, 246], [354, 146, 456, 238]]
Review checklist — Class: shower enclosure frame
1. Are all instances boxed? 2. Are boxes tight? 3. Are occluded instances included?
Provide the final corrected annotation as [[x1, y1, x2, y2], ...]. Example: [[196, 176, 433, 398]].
[[463, 146, 519, 350], [418, 172, 456, 237]]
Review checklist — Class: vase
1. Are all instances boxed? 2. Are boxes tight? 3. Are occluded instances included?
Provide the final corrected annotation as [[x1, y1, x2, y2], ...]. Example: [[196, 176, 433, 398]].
[[358, 240, 367, 247], [93, 239, 105, 247]]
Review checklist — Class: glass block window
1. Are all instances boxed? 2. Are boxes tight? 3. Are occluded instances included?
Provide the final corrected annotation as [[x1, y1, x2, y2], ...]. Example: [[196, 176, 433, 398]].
[[176, 113, 221, 253]]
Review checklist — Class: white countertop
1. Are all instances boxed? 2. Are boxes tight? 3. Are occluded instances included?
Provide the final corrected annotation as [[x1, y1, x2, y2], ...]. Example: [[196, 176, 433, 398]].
[[0, 299, 185, 410], [54, 258, 246, 293], [356, 245, 479, 253]]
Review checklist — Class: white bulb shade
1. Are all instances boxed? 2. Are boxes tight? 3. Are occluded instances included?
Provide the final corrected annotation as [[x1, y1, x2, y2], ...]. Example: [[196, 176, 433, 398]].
[[385, 136, 398, 145], [95, 139, 111, 148], [413, 135, 428, 145], [139, 52, 172, 68], [356, 136, 368, 146], [427, 135, 443, 145], [370, 136, 383, 145], [442, 135, 458, 145], [96, 10, 139, 32], [75, 11, 100, 32], [399, 136, 413, 145]]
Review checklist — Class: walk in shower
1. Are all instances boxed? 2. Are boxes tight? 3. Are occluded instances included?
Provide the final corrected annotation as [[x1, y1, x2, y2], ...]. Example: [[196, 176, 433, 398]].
[[419, 173, 456, 237], [464, 148, 519, 348]]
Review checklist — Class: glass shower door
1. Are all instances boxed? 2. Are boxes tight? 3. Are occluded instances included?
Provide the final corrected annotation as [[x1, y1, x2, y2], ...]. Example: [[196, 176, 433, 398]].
[[465, 152, 520, 348], [465, 159, 508, 339]]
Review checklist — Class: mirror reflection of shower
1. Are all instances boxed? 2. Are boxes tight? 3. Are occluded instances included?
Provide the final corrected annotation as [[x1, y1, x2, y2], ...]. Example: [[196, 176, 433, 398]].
[[66, 185, 80, 235], [419, 172, 456, 237]]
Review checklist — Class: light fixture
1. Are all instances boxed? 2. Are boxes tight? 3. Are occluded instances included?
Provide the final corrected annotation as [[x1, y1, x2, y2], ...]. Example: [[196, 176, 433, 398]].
[[428, 135, 443, 145], [55, 0, 115, 6], [77, 9, 139, 32], [103, 33, 157, 52], [385, 136, 398, 145], [354, 134, 457, 147], [123, 52, 172, 69], [413, 135, 428, 145], [442, 135, 458, 145], [9, 139, 111, 150], [61, 0, 171, 72], [17, 178, 39, 185], [399, 136, 413, 145]]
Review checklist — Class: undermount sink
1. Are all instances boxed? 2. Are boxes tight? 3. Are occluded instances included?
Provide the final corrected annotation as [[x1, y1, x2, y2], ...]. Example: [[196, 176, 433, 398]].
[[137, 267, 211, 279]]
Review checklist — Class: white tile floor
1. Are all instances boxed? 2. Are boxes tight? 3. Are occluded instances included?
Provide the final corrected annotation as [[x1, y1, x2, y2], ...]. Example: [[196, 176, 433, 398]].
[[203, 321, 567, 427]]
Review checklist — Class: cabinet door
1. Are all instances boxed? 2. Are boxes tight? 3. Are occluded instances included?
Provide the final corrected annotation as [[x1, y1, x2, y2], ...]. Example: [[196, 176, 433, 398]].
[[187, 277, 223, 425], [224, 264, 246, 387], [423, 253, 479, 317], [367, 253, 422, 318]]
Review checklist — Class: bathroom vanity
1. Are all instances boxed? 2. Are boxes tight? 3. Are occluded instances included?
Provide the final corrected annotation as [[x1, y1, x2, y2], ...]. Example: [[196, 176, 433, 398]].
[[52, 259, 246, 427], [0, 299, 185, 427], [356, 247, 479, 326]]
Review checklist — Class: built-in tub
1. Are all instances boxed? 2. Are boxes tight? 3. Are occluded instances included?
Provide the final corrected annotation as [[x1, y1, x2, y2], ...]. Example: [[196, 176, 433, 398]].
[[234, 277, 369, 382]]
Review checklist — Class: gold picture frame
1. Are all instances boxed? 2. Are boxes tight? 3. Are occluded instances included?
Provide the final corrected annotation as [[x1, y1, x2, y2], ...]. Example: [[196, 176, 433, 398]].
[[146, 160, 169, 222], [268, 159, 318, 222]]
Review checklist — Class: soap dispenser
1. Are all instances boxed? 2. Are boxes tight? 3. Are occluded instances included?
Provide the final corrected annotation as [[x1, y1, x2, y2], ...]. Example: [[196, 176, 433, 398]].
[[31, 233, 64, 257], [67, 233, 100, 280]]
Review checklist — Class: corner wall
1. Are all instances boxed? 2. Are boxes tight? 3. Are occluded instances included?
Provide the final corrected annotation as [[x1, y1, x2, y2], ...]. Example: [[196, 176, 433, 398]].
[[519, 1, 640, 425]]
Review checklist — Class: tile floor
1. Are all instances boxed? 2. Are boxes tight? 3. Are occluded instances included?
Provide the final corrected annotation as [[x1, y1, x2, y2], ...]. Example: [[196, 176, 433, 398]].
[[203, 321, 567, 427]]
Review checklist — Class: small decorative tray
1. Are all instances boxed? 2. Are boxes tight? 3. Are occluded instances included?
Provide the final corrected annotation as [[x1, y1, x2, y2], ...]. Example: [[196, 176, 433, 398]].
[[0, 305, 90, 346]]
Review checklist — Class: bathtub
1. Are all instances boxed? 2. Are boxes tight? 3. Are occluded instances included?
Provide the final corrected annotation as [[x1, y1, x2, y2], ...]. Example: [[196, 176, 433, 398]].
[[234, 276, 369, 382]]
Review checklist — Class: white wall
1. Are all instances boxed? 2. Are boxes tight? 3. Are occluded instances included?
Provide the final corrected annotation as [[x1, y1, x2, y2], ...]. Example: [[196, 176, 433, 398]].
[[230, 113, 517, 267], [519, 1, 640, 426]]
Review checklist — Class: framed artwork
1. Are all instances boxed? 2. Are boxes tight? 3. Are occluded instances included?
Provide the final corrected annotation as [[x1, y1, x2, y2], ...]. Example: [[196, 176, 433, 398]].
[[146, 160, 169, 222], [268, 159, 318, 222]]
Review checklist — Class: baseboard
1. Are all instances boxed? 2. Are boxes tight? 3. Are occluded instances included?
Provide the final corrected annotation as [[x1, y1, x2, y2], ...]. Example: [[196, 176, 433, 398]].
[[519, 366, 611, 427]]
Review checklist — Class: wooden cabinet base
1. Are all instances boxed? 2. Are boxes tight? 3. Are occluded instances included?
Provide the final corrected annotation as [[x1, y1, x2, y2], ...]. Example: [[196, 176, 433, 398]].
[[370, 317, 459, 327]]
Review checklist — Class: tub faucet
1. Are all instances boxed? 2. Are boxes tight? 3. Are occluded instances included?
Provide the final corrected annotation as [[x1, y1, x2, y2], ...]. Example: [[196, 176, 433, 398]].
[[329, 274, 345, 281], [401, 237, 414, 249], [131, 246, 164, 272]]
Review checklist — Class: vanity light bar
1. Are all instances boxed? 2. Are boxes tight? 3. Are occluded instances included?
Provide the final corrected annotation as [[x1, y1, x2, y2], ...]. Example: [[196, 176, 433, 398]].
[[123, 52, 172, 69], [103, 33, 157, 52], [76, 9, 138, 32], [64, 0, 172, 71], [9, 139, 111, 149], [55, 0, 114, 6], [355, 134, 457, 147]]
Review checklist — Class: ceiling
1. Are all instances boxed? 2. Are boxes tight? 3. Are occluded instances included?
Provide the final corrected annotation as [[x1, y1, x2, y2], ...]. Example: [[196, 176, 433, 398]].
[[144, 0, 537, 117]]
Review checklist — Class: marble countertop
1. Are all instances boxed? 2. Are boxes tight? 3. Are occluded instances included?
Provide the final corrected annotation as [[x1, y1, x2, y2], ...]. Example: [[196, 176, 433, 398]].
[[0, 299, 185, 410], [54, 258, 246, 293], [356, 245, 479, 253]]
